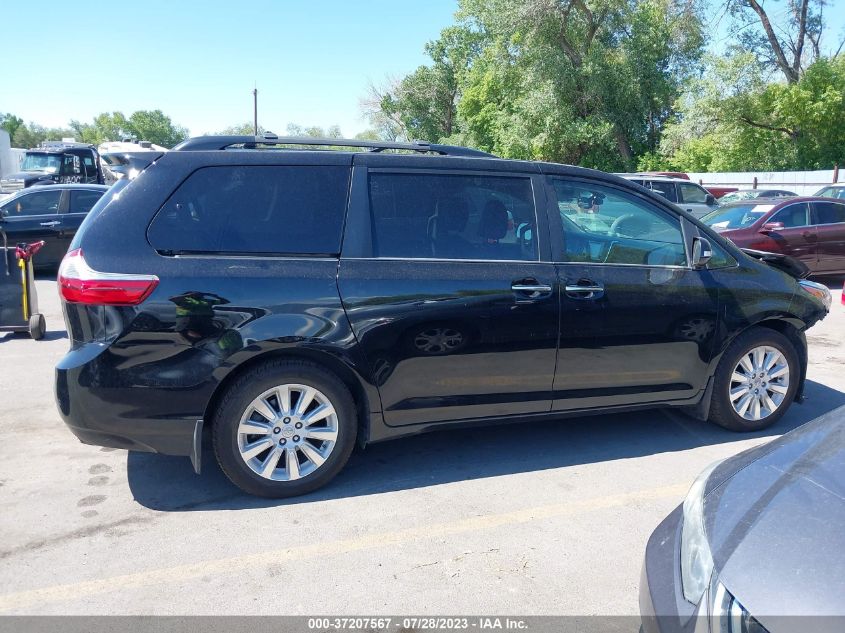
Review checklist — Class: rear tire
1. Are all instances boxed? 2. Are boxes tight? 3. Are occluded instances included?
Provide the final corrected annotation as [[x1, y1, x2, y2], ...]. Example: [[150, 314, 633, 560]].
[[708, 327, 799, 431], [213, 360, 357, 498]]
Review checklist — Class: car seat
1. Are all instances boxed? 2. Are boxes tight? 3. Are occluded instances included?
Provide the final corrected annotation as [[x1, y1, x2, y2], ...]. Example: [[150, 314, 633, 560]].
[[427, 196, 471, 258]]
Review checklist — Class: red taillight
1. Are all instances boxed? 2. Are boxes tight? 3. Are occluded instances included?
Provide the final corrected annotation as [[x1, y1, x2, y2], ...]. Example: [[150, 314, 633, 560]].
[[58, 249, 159, 306]]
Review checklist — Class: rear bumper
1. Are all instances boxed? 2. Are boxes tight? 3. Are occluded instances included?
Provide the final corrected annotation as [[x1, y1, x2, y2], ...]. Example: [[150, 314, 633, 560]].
[[55, 341, 213, 458]]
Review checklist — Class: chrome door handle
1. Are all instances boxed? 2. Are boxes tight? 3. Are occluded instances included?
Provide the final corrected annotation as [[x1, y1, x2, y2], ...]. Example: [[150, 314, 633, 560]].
[[512, 284, 552, 293], [565, 283, 604, 299], [40, 221, 60, 227]]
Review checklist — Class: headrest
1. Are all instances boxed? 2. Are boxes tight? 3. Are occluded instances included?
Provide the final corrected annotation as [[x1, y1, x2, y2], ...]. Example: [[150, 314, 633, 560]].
[[479, 200, 508, 240]]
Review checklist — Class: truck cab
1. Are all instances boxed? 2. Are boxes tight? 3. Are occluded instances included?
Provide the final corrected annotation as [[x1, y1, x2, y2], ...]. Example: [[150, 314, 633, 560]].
[[0, 141, 104, 195]]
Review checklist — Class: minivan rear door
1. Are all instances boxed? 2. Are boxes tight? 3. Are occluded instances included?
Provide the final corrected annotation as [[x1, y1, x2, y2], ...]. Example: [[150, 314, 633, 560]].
[[338, 155, 559, 427]]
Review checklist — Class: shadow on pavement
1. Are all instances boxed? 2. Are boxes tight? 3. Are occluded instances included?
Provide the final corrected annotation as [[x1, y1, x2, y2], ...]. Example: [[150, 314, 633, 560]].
[[126, 379, 845, 512]]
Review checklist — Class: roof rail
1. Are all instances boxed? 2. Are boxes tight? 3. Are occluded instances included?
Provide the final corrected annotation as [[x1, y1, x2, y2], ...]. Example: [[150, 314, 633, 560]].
[[171, 134, 495, 158], [35, 141, 95, 151]]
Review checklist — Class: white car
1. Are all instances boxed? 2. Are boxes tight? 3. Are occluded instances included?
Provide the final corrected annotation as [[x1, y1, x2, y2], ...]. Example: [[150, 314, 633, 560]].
[[814, 183, 845, 200], [617, 174, 719, 219]]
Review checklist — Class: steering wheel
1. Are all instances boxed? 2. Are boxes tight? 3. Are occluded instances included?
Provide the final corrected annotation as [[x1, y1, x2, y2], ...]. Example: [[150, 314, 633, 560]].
[[610, 213, 650, 238]]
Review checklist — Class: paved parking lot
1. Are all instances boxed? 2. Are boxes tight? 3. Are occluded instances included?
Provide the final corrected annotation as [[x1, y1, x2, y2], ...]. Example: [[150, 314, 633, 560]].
[[1, 277, 843, 617]]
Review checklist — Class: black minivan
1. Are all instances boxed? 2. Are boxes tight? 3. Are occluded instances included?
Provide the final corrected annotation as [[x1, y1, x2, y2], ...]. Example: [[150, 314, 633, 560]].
[[55, 136, 830, 497]]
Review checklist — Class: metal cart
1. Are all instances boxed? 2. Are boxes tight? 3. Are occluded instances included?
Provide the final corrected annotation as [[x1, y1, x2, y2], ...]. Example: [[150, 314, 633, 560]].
[[0, 228, 46, 340]]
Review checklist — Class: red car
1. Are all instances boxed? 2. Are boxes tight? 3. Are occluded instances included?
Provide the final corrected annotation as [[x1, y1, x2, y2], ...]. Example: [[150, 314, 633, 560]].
[[702, 197, 845, 275]]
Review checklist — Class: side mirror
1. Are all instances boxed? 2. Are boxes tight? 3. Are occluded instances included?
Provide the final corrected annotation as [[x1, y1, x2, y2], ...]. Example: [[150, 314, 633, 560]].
[[759, 221, 784, 233], [692, 237, 713, 269], [705, 193, 716, 206]]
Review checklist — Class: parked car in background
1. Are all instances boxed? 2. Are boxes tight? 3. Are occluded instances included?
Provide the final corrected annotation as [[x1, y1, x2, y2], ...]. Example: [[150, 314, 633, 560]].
[[0, 142, 105, 195], [718, 189, 798, 204], [55, 135, 828, 498], [814, 183, 845, 200], [701, 197, 845, 275], [640, 404, 845, 633], [0, 184, 109, 268], [702, 185, 738, 199], [100, 151, 163, 183], [618, 174, 719, 218]]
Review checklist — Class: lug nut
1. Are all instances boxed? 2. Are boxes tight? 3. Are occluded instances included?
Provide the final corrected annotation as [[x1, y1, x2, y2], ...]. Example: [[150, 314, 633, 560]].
[[283, 417, 291, 423], [293, 435, 300, 442], [295, 422, 302, 429], [280, 439, 286, 445], [273, 427, 281, 434]]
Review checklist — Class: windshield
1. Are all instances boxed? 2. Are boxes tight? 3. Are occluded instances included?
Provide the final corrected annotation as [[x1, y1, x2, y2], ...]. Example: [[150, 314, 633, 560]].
[[701, 203, 775, 229], [20, 153, 62, 174], [718, 191, 758, 204], [814, 186, 845, 200]]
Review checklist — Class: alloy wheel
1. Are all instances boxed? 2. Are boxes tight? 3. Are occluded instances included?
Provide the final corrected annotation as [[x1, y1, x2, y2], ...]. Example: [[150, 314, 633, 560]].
[[237, 383, 339, 481], [729, 346, 790, 421]]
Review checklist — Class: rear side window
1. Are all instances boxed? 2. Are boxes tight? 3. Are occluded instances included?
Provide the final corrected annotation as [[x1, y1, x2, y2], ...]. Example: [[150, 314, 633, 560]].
[[813, 201, 845, 225], [368, 172, 538, 261], [68, 190, 104, 214], [646, 180, 678, 202], [770, 203, 809, 228], [148, 166, 350, 255]]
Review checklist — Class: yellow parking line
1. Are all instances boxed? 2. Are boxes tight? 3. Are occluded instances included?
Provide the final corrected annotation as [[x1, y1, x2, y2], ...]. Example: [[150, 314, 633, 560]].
[[0, 483, 687, 612]]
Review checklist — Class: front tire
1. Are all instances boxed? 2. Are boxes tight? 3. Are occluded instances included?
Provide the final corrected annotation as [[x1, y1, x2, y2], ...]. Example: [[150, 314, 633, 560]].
[[213, 360, 357, 498], [708, 327, 799, 431]]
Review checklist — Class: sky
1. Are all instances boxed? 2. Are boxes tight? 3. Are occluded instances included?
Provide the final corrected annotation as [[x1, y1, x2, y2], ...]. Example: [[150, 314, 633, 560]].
[[2, 0, 460, 137], [3, 0, 845, 140]]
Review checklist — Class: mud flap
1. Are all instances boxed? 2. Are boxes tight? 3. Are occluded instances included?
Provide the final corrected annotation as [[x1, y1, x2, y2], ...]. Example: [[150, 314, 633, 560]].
[[190, 419, 203, 474]]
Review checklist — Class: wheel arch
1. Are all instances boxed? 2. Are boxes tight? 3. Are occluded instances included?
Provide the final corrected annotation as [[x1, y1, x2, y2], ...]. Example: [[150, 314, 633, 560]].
[[716, 316, 808, 400], [203, 347, 374, 446]]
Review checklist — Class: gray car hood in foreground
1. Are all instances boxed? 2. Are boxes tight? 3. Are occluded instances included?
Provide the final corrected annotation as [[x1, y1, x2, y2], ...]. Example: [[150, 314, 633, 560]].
[[704, 405, 845, 626]]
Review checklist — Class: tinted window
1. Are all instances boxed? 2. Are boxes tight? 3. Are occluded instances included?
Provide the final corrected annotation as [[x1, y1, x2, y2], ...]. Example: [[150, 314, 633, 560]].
[[551, 179, 686, 266], [678, 183, 707, 204], [813, 201, 845, 225], [646, 180, 678, 202], [0, 190, 61, 217], [368, 173, 537, 261], [69, 190, 104, 214], [148, 166, 350, 254], [770, 203, 809, 228]]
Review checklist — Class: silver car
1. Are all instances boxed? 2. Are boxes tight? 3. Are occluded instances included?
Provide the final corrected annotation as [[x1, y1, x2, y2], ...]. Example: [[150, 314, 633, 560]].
[[641, 404, 845, 632], [620, 175, 719, 219]]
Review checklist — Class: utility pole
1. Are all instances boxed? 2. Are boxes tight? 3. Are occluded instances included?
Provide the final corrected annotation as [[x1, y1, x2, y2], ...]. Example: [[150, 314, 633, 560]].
[[253, 85, 258, 136]]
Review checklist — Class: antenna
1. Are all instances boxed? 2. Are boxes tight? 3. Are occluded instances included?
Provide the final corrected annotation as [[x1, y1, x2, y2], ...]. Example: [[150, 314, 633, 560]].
[[252, 83, 258, 136]]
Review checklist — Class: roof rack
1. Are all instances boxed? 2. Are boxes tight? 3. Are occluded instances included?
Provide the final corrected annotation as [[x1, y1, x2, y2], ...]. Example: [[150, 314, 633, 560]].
[[171, 134, 495, 158], [36, 141, 95, 151]]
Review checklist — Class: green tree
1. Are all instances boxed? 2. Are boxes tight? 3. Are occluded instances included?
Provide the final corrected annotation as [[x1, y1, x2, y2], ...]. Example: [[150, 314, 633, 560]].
[[365, 26, 484, 142], [725, 0, 827, 84], [649, 54, 845, 171], [217, 122, 266, 135], [128, 110, 188, 148], [458, 0, 704, 169], [0, 113, 24, 141], [367, 0, 706, 170]]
